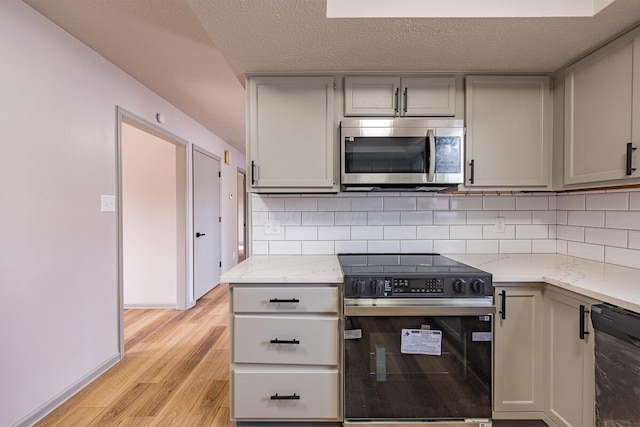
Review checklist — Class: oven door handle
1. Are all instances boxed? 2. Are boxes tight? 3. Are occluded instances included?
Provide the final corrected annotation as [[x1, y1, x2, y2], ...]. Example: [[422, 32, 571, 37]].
[[426, 128, 436, 183], [344, 304, 496, 317]]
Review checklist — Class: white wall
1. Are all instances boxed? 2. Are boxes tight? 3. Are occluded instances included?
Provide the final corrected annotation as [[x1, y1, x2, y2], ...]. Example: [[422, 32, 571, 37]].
[[0, 2, 245, 426], [122, 123, 177, 307]]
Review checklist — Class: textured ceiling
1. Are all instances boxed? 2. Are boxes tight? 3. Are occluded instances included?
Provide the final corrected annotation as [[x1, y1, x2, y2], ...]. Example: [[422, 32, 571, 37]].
[[22, 0, 640, 155]]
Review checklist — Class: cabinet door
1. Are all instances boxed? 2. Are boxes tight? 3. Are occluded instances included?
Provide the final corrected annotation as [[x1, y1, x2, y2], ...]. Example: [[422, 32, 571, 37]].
[[466, 76, 552, 188], [248, 76, 336, 190], [564, 35, 638, 184], [344, 76, 399, 116], [545, 290, 596, 427], [494, 286, 544, 413], [401, 76, 456, 116]]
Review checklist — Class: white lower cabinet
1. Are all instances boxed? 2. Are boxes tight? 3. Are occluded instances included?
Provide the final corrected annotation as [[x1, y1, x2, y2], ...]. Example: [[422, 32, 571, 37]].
[[545, 288, 597, 427], [229, 284, 342, 422], [493, 285, 545, 417], [233, 369, 339, 419]]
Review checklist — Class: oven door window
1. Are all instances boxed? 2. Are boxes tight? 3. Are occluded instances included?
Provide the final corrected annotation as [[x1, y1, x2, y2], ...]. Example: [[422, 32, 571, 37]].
[[344, 315, 492, 420], [344, 136, 427, 174]]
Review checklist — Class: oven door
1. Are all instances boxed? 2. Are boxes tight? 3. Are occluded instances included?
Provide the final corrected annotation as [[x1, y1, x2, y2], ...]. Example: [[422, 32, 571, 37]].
[[344, 304, 494, 426]]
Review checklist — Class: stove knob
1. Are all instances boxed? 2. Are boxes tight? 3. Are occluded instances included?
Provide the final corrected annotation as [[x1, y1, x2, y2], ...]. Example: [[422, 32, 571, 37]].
[[371, 279, 384, 296], [352, 279, 367, 296], [471, 279, 486, 295], [452, 278, 467, 294]]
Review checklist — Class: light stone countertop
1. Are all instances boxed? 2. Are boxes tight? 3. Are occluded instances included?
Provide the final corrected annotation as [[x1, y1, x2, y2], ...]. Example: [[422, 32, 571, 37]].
[[220, 253, 640, 313]]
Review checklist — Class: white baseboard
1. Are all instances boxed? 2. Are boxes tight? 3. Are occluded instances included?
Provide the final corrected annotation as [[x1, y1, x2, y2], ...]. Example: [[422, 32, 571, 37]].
[[123, 303, 175, 309], [12, 353, 121, 427]]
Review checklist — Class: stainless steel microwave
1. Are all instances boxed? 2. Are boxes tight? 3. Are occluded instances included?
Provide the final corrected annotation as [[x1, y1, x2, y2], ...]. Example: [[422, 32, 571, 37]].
[[341, 119, 465, 190]]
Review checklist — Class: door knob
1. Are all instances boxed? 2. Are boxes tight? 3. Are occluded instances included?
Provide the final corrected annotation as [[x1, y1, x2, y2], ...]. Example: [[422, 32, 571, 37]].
[[195, 232, 206, 238]]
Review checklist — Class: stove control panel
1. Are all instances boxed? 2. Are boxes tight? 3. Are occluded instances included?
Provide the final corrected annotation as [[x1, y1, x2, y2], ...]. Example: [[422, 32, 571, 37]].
[[344, 275, 493, 298]]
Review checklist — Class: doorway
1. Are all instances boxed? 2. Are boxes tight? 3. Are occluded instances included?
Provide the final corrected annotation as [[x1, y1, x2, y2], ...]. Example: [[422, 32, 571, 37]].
[[237, 169, 247, 262], [193, 147, 221, 300]]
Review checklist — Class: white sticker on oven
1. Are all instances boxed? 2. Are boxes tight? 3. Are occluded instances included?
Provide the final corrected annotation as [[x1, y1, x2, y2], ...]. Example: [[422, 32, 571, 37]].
[[401, 329, 441, 355], [472, 332, 492, 342], [344, 329, 362, 340]]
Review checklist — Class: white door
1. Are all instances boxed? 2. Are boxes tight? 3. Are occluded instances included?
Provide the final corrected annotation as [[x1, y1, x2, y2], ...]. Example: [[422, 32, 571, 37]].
[[193, 148, 221, 300]]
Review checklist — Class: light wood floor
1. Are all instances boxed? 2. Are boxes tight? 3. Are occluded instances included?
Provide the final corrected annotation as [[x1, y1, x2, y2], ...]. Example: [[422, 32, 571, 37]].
[[36, 284, 235, 427]]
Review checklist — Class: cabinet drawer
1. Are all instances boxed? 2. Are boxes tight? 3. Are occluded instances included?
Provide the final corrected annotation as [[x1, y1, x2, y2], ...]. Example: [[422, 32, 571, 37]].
[[234, 315, 339, 365], [233, 369, 339, 420], [233, 286, 338, 313]]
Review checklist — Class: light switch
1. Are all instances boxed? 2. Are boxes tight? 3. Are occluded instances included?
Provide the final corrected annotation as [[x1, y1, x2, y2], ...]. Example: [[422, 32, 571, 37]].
[[101, 195, 116, 212]]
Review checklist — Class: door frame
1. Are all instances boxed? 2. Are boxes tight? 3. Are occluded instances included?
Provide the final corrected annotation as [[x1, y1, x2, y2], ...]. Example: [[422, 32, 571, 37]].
[[236, 167, 247, 262], [116, 107, 192, 358], [192, 145, 222, 299]]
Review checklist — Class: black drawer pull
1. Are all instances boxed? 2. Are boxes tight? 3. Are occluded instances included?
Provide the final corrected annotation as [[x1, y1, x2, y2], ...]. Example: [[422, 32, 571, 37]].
[[269, 338, 300, 345], [579, 304, 590, 340], [498, 289, 506, 320], [626, 142, 637, 176], [270, 393, 300, 400], [269, 298, 300, 303]]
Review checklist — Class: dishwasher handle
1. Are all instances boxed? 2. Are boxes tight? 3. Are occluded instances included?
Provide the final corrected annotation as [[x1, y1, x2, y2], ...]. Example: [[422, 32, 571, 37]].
[[592, 303, 640, 347]]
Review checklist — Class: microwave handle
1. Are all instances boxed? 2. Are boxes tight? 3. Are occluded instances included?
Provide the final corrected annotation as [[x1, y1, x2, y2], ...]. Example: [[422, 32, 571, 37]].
[[427, 129, 435, 182]]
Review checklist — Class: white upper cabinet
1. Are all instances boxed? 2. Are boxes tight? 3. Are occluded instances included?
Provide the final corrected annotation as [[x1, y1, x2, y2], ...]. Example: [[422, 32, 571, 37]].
[[564, 30, 640, 185], [465, 75, 552, 188], [247, 76, 338, 192], [344, 76, 457, 117]]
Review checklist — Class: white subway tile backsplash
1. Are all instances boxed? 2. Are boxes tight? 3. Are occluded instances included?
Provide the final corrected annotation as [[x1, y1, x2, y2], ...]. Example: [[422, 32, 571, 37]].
[[501, 211, 533, 224], [351, 197, 383, 211], [450, 225, 483, 239], [253, 225, 284, 241], [467, 240, 499, 253], [417, 196, 449, 210], [483, 196, 515, 211], [516, 196, 549, 210], [270, 212, 302, 225], [368, 240, 400, 253], [368, 212, 400, 225], [384, 197, 416, 211], [434, 240, 466, 254], [302, 241, 334, 255], [483, 225, 516, 240], [549, 225, 557, 239], [417, 226, 450, 240], [252, 196, 285, 212], [557, 194, 585, 210], [605, 211, 640, 230], [285, 197, 318, 211], [533, 240, 557, 253], [252, 212, 269, 225], [549, 195, 557, 210], [466, 211, 500, 224], [556, 225, 585, 242], [400, 240, 434, 253], [629, 231, 640, 250], [585, 227, 628, 248], [400, 211, 434, 225], [318, 197, 351, 211], [557, 240, 568, 254], [556, 210, 568, 225], [630, 192, 640, 210], [285, 227, 317, 240], [384, 226, 417, 240], [335, 240, 367, 253], [605, 247, 640, 269], [352, 226, 384, 240], [433, 211, 466, 225], [586, 192, 629, 211], [269, 241, 302, 255], [500, 240, 532, 253], [318, 226, 351, 241], [335, 212, 368, 225], [450, 196, 483, 210], [533, 211, 556, 224], [516, 225, 549, 239], [301, 212, 334, 226], [567, 211, 605, 227], [252, 241, 269, 255], [567, 241, 604, 262]]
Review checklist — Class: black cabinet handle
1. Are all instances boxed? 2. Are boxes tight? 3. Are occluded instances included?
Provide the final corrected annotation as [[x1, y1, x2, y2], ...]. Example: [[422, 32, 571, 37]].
[[403, 87, 408, 114], [579, 304, 590, 340], [394, 87, 399, 115], [469, 159, 475, 185], [270, 393, 300, 400], [251, 160, 256, 185], [269, 298, 300, 303], [498, 289, 506, 320], [195, 232, 206, 238], [269, 338, 300, 345], [626, 142, 637, 175]]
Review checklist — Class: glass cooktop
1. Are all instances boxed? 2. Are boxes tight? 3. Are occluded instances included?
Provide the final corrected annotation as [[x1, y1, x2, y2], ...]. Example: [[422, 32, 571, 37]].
[[338, 253, 488, 276]]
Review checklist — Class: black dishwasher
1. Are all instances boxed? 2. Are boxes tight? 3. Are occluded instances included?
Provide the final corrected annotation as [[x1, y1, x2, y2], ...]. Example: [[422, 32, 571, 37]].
[[591, 304, 640, 427]]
